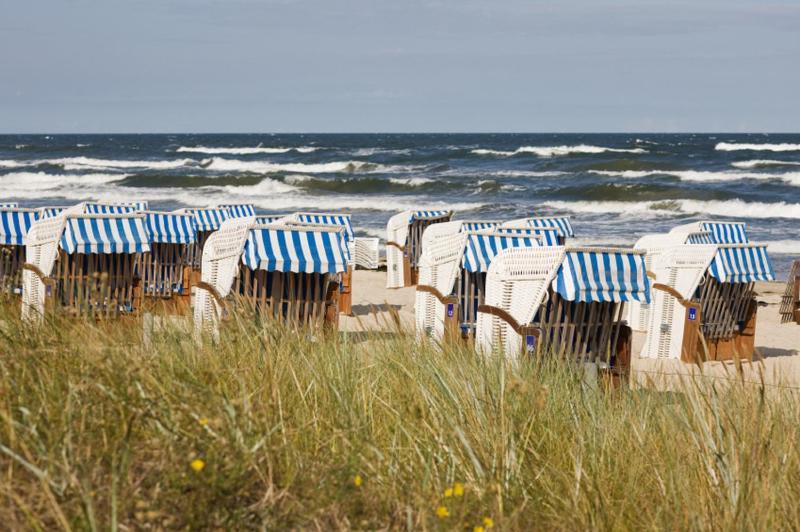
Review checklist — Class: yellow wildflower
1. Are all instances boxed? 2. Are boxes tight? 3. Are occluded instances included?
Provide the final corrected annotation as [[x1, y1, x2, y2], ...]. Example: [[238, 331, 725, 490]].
[[453, 482, 464, 497], [474, 527, 485, 532], [198, 418, 209, 427], [483, 516, 494, 528], [436, 506, 450, 519], [443, 487, 453, 498], [190, 459, 205, 472], [353, 475, 363, 487]]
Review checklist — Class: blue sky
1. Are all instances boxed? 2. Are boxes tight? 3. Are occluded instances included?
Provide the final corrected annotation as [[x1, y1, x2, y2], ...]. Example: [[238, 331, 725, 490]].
[[1, 0, 798, 132]]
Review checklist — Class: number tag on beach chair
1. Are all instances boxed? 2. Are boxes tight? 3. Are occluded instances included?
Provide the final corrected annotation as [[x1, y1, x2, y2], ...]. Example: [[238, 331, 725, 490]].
[[447, 302, 455, 318], [688, 307, 697, 321]]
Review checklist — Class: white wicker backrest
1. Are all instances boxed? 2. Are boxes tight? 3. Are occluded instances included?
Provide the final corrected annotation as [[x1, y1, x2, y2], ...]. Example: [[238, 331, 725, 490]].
[[352, 237, 380, 270], [386, 210, 412, 288], [193, 216, 254, 340], [640, 244, 717, 359], [475, 246, 566, 359], [20, 211, 72, 323], [414, 231, 468, 340], [626, 233, 681, 331]]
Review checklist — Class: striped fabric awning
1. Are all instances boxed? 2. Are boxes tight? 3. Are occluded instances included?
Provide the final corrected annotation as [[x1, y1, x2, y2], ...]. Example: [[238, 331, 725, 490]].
[[526, 217, 574, 238], [460, 221, 499, 232], [39, 206, 65, 219], [409, 210, 451, 223], [0, 203, 19, 208], [462, 233, 540, 273], [241, 226, 349, 274], [708, 245, 774, 283], [145, 212, 197, 244], [60, 215, 151, 254], [0, 209, 37, 246], [255, 214, 291, 225], [84, 203, 138, 215], [686, 232, 714, 244], [553, 248, 650, 303], [187, 208, 229, 231], [701, 222, 748, 244], [294, 213, 354, 241], [496, 227, 562, 246], [220, 204, 256, 218]]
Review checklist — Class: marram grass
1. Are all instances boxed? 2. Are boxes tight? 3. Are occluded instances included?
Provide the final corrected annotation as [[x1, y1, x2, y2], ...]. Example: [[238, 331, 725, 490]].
[[1, 300, 799, 530]]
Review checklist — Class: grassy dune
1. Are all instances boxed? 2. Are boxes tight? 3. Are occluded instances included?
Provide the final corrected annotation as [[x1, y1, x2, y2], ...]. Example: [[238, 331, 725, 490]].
[[1, 301, 799, 530]]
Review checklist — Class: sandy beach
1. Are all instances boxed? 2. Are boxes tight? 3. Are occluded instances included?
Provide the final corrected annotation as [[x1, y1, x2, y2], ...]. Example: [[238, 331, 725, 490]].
[[343, 272, 799, 388]]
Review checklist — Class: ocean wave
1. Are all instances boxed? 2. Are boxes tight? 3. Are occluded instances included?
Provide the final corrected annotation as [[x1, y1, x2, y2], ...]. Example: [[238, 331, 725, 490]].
[[0, 160, 25, 168], [487, 170, 568, 178], [731, 159, 800, 169], [471, 145, 647, 157], [352, 147, 412, 156], [590, 169, 800, 185], [542, 199, 800, 219], [388, 177, 434, 187], [176, 145, 318, 155], [200, 157, 390, 174], [761, 239, 800, 254], [47, 156, 197, 170], [0, 172, 130, 194], [716, 142, 800, 152]]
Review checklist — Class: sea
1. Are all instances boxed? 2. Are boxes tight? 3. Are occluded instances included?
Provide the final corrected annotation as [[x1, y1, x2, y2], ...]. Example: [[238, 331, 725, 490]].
[[2, 133, 799, 277]]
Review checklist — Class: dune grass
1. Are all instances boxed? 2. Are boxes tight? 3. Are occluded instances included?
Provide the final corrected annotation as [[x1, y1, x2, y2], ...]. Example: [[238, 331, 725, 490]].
[[1, 299, 799, 530]]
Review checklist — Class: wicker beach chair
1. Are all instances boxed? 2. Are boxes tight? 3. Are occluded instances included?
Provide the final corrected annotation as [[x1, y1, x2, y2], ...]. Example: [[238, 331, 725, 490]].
[[386, 209, 453, 288], [180, 207, 231, 270], [0, 207, 37, 297], [779, 260, 800, 324], [21, 206, 151, 322], [640, 241, 774, 362], [415, 228, 548, 343], [140, 211, 197, 312], [475, 246, 649, 376]]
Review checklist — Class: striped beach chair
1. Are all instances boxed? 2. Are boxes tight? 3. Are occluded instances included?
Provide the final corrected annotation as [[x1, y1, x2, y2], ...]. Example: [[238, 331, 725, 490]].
[[83, 201, 148, 215], [780, 260, 800, 325], [140, 211, 197, 310], [501, 216, 575, 245], [669, 220, 748, 244], [641, 240, 774, 362], [220, 203, 257, 219], [22, 207, 151, 321], [180, 207, 230, 270], [415, 228, 546, 343], [0, 206, 37, 296], [193, 218, 348, 340], [0, 203, 19, 208], [386, 209, 453, 288], [255, 214, 292, 226], [475, 246, 649, 377]]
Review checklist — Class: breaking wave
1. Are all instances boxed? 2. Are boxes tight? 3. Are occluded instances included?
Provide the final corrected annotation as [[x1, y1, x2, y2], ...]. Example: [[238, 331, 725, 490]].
[[590, 169, 800, 186], [176, 145, 318, 155], [731, 159, 800, 169], [0, 172, 130, 195], [542, 199, 800, 219], [471, 145, 646, 157], [716, 142, 800, 152], [200, 157, 389, 174], [47, 156, 197, 171]]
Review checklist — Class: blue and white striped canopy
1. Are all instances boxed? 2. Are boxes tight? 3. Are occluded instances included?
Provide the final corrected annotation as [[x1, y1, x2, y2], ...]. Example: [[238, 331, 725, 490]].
[[460, 221, 498, 232], [61, 216, 151, 254], [0, 209, 36, 246], [242, 227, 349, 274], [84, 203, 138, 215], [409, 210, 451, 223], [39, 206, 65, 219], [701, 222, 748, 244], [708, 245, 774, 283], [295, 213, 354, 241], [686, 232, 714, 245], [553, 249, 650, 303], [255, 214, 290, 225], [220, 204, 256, 218], [145, 212, 197, 244], [187, 208, 229, 231], [462, 233, 540, 273], [496, 227, 562, 246], [0, 202, 19, 208], [526, 217, 574, 238]]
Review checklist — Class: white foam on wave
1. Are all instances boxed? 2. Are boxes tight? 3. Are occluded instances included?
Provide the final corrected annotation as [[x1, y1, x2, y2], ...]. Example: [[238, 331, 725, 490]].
[[0, 172, 130, 195], [389, 177, 434, 187], [761, 240, 800, 254], [591, 169, 800, 186], [48, 156, 197, 170], [472, 145, 646, 157], [176, 146, 318, 155], [0, 160, 25, 168], [489, 170, 568, 178], [542, 199, 800, 219], [732, 159, 800, 169], [352, 147, 412, 156], [201, 157, 389, 174], [716, 142, 800, 152]]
